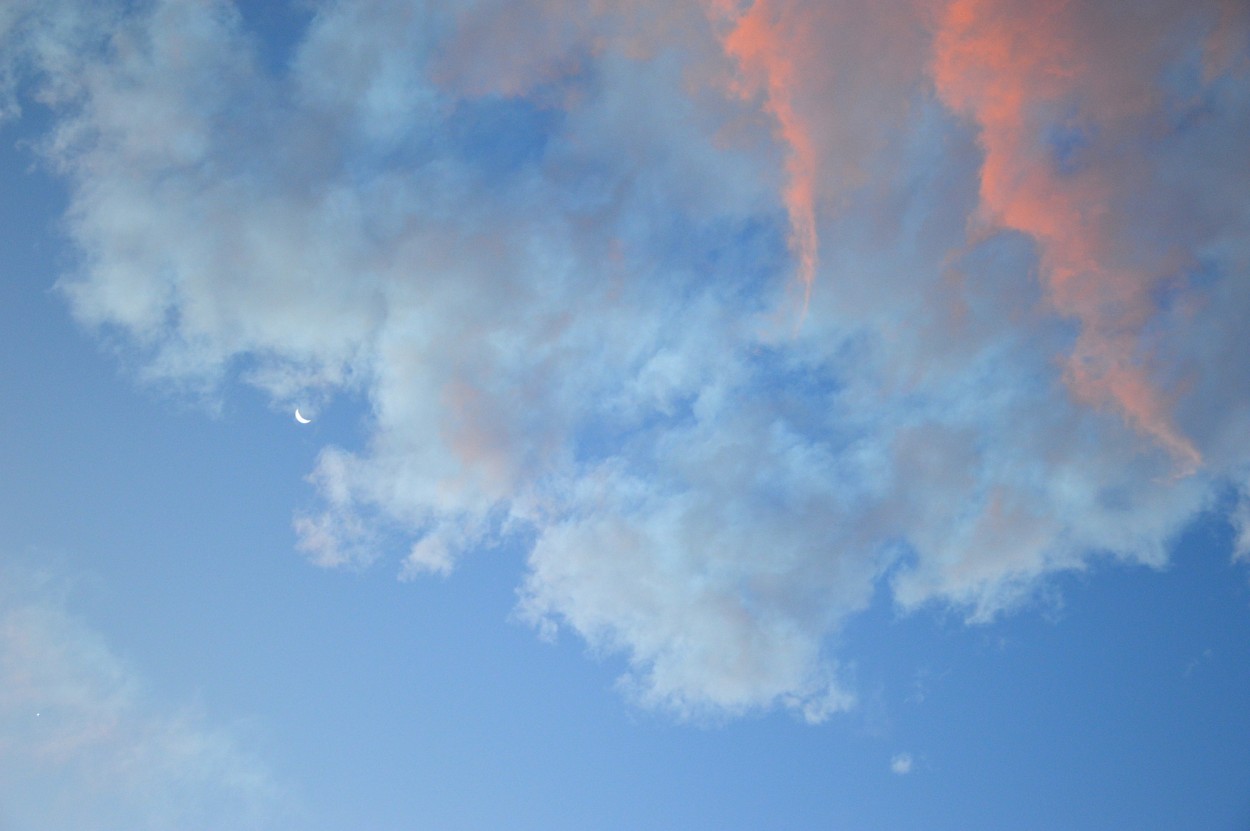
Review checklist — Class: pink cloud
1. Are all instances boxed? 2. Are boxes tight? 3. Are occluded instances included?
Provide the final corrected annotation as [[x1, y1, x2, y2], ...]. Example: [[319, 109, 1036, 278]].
[[932, 0, 1204, 472], [711, 0, 819, 322]]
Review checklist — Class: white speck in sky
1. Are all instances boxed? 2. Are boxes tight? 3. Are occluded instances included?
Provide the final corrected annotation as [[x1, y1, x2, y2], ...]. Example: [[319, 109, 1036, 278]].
[[891, 753, 913, 775]]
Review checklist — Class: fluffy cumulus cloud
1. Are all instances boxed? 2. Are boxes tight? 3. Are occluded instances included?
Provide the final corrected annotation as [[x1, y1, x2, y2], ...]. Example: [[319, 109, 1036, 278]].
[[4, 0, 1248, 720], [0, 567, 286, 830]]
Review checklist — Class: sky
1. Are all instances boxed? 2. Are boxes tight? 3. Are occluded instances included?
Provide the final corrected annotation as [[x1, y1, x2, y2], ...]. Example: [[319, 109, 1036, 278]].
[[1, 0, 1249, 828]]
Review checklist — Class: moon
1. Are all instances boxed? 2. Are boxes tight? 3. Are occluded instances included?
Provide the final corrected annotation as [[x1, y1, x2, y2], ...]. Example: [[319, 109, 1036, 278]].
[[295, 408, 311, 424]]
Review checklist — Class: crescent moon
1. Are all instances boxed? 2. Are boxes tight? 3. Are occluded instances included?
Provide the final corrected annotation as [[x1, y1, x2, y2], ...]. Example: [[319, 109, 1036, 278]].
[[295, 408, 311, 424]]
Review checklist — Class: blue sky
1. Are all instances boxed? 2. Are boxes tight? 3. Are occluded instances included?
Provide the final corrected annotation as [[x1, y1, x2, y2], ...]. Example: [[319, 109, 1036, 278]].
[[1, 1, 1249, 828]]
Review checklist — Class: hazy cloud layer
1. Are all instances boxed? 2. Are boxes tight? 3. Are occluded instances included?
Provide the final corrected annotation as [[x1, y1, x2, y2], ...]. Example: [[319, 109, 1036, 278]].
[[0, 567, 285, 831], [7, 0, 1249, 719]]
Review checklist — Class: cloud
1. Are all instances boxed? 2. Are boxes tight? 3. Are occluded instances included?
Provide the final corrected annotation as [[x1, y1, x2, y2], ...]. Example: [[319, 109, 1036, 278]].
[[1232, 491, 1250, 563], [931, 0, 1208, 472], [7, 0, 1249, 720], [0, 566, 287, 831], [710, 0, 821, 319], [0, 1, 111, 123], [890, 752, 913, 775]]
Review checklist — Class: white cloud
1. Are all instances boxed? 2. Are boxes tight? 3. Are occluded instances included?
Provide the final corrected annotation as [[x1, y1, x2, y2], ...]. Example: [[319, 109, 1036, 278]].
[[8, 0, 1250, 720], [890, 752, 913, 775], [0, 567, 287, 831], [1231, 490, 1250, 563]]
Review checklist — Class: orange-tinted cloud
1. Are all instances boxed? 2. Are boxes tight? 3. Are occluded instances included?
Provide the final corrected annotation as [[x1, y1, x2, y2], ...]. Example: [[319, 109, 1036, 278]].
[[1205, 0, 1250, 81], [932, 0, 1202, 473], [709, 0, 819, 322]]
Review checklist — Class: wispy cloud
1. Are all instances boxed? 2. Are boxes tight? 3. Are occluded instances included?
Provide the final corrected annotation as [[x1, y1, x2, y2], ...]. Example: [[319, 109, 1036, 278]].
[[6, 0, 1249, 720], [890, 752, 913, 775], [932, 0, 1207, 473], [0, 565, 288, 830], [710, 0, 821, 321]]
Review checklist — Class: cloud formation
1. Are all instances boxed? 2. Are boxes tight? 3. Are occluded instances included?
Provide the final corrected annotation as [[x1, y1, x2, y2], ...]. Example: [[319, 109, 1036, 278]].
[[0, 566, 285, 830], [6, 0, 1249, 720]]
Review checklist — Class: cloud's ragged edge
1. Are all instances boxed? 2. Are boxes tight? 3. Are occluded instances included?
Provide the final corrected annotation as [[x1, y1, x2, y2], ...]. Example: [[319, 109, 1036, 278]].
[[0, 1, 117, 124], [0, 563, 290, 831], [1232, 486, 1250, 562]]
